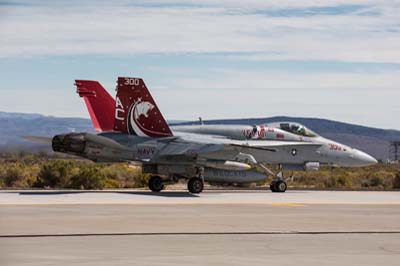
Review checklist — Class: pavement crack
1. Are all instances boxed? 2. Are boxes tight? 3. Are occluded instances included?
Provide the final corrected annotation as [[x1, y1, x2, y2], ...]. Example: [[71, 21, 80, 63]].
[[1, 231, 400, 238]]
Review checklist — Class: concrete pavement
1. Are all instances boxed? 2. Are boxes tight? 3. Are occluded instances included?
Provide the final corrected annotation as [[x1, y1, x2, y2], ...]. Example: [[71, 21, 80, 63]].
[[1, 190, 399, 265]]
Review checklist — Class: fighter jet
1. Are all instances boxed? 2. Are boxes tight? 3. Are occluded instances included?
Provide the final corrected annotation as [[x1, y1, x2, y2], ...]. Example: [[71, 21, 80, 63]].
[[67, 77, 377, 193]]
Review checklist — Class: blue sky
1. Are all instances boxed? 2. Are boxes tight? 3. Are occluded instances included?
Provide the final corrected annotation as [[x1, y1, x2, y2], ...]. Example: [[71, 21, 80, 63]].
[[0, 0, 399, 129]]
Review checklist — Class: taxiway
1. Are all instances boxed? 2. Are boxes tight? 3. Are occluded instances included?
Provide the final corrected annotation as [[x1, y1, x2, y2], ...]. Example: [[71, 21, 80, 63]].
[[1, 190, 399, 265]]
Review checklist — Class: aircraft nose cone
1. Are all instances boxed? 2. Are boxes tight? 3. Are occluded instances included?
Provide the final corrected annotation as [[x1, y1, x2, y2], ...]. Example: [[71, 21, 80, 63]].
[[352, 149, 378, 166]]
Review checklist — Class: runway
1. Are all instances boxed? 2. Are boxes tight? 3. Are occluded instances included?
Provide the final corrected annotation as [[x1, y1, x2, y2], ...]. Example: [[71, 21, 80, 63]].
[[1, 190, 400, 265]]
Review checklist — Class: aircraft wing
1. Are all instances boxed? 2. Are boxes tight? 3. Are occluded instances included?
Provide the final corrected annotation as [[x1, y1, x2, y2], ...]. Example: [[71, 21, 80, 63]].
[[228, 140, 323, 151]]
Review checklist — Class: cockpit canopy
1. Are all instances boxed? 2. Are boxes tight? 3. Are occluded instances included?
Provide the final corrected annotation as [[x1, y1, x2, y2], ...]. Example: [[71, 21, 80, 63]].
[[273, 122, 318, 137]]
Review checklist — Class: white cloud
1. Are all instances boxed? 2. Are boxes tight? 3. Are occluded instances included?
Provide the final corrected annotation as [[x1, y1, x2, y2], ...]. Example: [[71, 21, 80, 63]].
[[0, 63, 399, 129], [168, 68, 400, 90], [1, 0, 400, 63], [151, 70, 400, 129], [1, 0, 400, 129]]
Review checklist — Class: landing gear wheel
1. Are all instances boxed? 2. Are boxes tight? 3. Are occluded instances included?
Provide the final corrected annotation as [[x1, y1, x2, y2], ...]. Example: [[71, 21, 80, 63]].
[[148, 176, 164, 192], [188, 177, 204, 194], [270, 180, 287, 193]]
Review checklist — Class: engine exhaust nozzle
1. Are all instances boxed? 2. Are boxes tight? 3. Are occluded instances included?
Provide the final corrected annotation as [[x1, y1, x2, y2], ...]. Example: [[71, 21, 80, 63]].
[[52, 133, 86, 154]]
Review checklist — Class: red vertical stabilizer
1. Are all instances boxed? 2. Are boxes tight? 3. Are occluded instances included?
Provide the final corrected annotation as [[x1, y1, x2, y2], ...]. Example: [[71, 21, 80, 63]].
[[75, 80, 116, 132], [114, 77, 173, 138]]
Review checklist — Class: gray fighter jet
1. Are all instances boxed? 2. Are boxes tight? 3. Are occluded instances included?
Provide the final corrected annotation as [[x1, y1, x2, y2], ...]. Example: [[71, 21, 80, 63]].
[[60, 77, 376, 193]]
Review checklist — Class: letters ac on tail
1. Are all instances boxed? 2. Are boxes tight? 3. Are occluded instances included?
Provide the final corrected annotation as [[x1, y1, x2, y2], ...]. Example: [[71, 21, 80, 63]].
[[114, 77, 173, 138], [75, 80, 115, 132]]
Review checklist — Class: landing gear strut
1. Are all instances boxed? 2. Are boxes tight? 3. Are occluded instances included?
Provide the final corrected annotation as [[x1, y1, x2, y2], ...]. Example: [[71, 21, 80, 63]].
[[257, 163, 288, 193], [187, 167, 204, 194], [148, 175, 164, 192]]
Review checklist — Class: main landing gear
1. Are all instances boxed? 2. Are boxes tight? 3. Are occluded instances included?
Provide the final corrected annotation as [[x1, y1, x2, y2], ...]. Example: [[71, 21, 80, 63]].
[[187, 167, 204, 194], [148, 175, 164, 192], [148, 167, 205, 194], [187, 177, 204, 194]]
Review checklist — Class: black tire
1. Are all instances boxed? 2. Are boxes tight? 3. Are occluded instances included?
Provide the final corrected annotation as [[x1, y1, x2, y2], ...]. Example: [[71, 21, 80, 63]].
[[188, 177, 204, 194], [274, 180, 287, 193], [148, 176, 164, 192], [270, 182, 277, 192]]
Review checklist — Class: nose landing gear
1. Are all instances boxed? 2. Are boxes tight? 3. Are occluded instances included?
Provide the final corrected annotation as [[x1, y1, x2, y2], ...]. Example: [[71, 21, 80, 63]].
[[270, 179, 287, 193], [269, 171, 288, 192], [257, 163, 288, 193]]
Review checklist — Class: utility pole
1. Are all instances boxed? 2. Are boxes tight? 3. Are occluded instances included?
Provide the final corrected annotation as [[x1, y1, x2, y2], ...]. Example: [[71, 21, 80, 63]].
[[389, 141, 400, 162]]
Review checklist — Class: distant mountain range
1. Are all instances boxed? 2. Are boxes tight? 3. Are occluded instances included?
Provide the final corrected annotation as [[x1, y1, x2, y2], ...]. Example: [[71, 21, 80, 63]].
[[0, 111, 94, 152], [1, 111, 399, 160]]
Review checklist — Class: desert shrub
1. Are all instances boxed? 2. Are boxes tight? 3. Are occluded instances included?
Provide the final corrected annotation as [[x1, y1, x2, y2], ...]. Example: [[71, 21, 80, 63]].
[[102, 164, 134, 181], [102, 163, 149, 188], [393, 172, 400, 189], [133, 170, 150, 188], [324, 174, 352, 189], [369, 175, 384, 187], [341, 175, 353, 188], [360, 170, 394, 189], [1, 164, 24, 187], [36, 160, 77, 188], [103, 178, 121, 189], [0, 164, 6, 188], [0, 163, 38, 188], [68, 165, 105, 189]]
